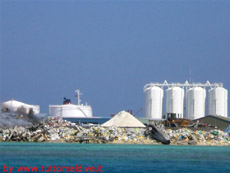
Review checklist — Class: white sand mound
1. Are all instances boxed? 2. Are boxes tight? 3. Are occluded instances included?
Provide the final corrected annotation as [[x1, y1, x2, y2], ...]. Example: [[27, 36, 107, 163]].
[[102, 111, 145, 128]]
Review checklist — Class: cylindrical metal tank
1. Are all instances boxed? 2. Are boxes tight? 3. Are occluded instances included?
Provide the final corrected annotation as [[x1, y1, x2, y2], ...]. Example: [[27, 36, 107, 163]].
[[208, 87, 228, 117], [144, 86, 163, 119], [186, 87, 206, 120], [49, 104, 93, 118], [166, 87, 184, 118]]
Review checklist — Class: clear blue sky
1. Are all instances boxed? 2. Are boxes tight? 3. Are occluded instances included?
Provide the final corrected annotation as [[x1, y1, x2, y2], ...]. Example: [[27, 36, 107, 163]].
[[1, 0, 230, 117]]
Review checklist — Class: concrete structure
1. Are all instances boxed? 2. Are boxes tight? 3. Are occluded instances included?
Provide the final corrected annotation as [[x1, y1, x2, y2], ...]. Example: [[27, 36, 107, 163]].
[[144, 86, 163, 119]]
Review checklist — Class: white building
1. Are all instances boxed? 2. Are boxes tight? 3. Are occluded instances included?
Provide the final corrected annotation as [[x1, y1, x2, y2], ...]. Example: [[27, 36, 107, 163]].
[[1, 99, 40, 115]]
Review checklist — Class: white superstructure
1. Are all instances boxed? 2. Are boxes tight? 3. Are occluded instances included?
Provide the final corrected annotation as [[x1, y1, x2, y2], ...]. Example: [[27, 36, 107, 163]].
[[49, 90, 93, 118], [186, 87, 206, 119], [208, 87, 228, 117], [49, 104, 92, 118], [166, 87, 184, 118], [144, 86, 163, 119], [1, 99, 40, 114]]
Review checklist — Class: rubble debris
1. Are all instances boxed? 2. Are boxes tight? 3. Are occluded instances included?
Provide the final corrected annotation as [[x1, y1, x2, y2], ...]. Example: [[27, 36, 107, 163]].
[[166, 128, 230, 146], [0, 116, 156, 144], [0, 116, 230, 145]]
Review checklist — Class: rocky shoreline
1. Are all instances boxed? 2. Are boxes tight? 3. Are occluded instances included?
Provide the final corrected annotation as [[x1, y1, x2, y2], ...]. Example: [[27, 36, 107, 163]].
[[0, 116, 230, 146]]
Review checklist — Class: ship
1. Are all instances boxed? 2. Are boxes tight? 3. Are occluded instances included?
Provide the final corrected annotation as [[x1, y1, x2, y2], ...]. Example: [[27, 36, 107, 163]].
[[49, 90, 93, 118]]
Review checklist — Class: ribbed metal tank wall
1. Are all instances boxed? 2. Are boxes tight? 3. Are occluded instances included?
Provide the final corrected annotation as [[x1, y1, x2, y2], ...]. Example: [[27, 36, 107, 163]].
[[186, 87, 206, 119], [144, 86, 164, 119], [208, 87, 228, 117], [166, 87, 184, 118]]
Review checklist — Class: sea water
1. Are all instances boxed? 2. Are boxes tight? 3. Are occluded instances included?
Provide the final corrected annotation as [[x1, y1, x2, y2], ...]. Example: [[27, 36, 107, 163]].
[[1, 143, 230, 173]]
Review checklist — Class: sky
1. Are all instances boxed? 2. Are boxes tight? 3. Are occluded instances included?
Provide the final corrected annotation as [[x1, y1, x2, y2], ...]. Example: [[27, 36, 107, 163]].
[[1, 0, 230, 117]]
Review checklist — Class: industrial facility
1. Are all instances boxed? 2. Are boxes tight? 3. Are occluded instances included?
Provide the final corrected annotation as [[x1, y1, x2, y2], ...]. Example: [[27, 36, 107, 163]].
[[144, 81, 228, 120], [49, 90, 93, 118], [1, 99, 40, 115]]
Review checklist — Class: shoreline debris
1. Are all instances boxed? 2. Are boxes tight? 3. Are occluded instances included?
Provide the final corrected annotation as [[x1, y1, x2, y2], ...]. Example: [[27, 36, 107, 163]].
[[0, 115, 230, 145], [1, 110, 230, 145]]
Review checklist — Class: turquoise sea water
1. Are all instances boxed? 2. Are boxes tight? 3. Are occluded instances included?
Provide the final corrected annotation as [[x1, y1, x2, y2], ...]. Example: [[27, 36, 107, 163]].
[[1, 143, 230, 173]]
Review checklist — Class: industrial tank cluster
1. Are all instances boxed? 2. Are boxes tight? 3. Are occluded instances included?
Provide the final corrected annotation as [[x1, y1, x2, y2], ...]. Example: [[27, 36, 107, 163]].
[[144, 81, 228, 120]]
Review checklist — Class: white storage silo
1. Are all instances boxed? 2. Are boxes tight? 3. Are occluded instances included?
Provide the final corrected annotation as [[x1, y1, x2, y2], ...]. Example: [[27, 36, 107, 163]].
[[166, 87, 184, 119], [144, 86, 163, 119], [186, 87, 206, 120], [208, 87, 228, 117]]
